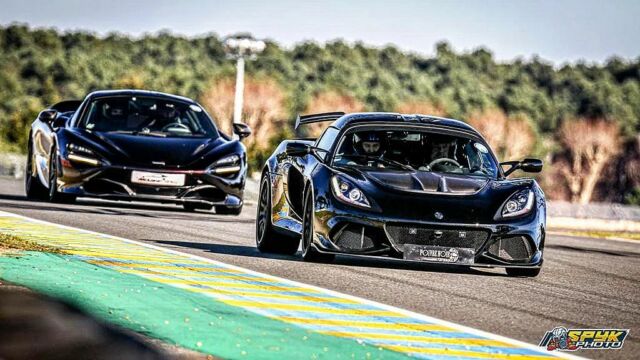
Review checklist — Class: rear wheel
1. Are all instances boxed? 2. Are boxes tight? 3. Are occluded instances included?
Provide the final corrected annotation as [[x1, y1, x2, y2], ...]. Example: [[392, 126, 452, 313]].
[[47, 147, 75, 204], [183, 203, 213, 212], [256, 174, 299, 255], [301, 189, 334, 263], [25, 143, 47, 200], [506, 267, 541, 277], [215, 205, 243, 215]]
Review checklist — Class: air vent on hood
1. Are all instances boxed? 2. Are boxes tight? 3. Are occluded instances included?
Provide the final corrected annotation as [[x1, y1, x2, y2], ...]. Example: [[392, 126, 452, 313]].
[[362, 170, 487, 195]]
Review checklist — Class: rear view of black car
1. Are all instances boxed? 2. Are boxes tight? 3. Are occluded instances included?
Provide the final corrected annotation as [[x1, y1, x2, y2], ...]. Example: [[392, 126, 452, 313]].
[[25, 90, 251, 215]]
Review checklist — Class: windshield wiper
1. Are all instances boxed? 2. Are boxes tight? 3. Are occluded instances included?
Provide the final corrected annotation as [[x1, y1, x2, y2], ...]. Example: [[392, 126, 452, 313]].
[[137, 131, 167, 137], [105, 130, 167, 137], [106, 130, 136, 134]]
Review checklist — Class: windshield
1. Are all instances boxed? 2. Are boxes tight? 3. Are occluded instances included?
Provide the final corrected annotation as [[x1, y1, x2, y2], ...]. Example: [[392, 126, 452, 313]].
[[333, 128, 499, 178], [79, 96, 218, 138]]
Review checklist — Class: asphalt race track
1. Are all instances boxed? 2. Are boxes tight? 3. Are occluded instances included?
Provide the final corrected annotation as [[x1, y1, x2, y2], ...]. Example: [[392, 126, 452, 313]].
[[0, 177, 638, 359]]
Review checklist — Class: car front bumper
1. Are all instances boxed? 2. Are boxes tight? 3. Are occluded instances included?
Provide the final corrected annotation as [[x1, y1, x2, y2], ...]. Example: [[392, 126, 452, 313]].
[[311, 205, 545, 268], [57, 162, 246, 208]]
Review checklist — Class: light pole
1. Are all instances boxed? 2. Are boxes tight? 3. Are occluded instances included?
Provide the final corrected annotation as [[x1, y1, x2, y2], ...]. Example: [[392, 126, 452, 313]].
[[224, 36, 266, 126]]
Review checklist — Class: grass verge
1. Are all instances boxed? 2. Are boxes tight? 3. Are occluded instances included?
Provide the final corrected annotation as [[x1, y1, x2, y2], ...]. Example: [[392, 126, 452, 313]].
[[551, 230, 640, 241], [0, 233, 64, 254]]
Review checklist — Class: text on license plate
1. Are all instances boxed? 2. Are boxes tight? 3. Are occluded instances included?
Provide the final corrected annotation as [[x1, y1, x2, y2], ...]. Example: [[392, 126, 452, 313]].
[[131, 171, 185, 187], [403, 244, 475, 264]]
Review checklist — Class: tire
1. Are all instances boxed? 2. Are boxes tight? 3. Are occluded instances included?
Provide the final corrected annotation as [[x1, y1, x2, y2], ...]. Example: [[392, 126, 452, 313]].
[[183, 203, 213, 212], [301, 188, 335, 263], [47, 146, 75, 204], [25, 143, 48, 200], [215, 205, 243, 215], [256, 175, 300, 255], [506, 267, 541, 277]]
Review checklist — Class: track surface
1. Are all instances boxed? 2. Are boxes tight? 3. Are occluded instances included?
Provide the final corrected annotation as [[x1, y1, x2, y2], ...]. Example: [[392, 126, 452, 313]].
[[0, 177, 638, 359]]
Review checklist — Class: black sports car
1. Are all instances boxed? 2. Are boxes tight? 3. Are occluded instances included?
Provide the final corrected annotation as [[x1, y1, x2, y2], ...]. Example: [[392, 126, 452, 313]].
[[256, 112, 545, 276], [25, 90, 251, 215]]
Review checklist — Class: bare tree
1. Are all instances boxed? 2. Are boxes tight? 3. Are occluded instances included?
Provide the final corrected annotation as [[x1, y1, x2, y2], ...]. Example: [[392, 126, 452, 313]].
[[626, 134, 640, 186], [200, 77, 287, 150], [200, 79, 235, 135], [503, 118, 536, 161], [467, 109, 535, 161], [557, 119, 621, 204], [304, 90, 364, 137]]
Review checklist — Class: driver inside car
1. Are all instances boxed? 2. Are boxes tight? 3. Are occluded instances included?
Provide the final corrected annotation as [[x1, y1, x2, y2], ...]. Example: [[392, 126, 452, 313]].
[[424, 140, 464, 173], [152, 103, 178, 129], [350, 132, 387, 168], [137, 102, 186, 134]]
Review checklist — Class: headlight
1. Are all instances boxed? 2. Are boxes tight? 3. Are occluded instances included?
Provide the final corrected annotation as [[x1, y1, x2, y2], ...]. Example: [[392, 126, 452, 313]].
[[67, 143, 101, 166], [331, 176, 370, 208], [209, 154, 241, 175], [68, 143, 95, 156], [214, 154, 240, 167], [500, 189, 534, 218]]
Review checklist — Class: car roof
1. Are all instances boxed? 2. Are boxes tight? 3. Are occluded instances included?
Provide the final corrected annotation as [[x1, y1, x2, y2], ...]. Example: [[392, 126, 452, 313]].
[[85, 89, 196, 104], [331, 112, 479, 133]]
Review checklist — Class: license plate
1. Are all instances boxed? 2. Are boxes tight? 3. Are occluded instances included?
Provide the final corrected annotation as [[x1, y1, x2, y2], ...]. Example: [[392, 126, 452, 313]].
[[131, 171, 185, 187], [403, 244, 475, 265]]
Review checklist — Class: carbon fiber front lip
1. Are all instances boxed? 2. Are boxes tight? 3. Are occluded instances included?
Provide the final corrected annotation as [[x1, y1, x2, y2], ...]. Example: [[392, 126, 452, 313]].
[[382, 223, 492, 254], [311, 244, 542, 269]]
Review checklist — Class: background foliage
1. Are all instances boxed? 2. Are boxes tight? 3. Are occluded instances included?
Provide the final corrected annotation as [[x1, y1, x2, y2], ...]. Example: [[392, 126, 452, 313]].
[[1, 24, 639, 203]]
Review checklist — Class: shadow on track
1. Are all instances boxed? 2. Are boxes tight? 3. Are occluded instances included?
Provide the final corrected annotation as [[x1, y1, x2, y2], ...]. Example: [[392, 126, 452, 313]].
[[0, 193, 253, 223], [153, 239, 505, 277], [546, 243, 639, 258]]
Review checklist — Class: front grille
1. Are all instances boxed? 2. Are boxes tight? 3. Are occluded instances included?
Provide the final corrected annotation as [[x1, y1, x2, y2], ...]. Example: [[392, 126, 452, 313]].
[[84, 179, 129, 195], [84, 169, 226, 201], [183, 187, 227, 202], [332, 224, 385, 252], [487, 236, 533, 262], [98, 168, 200, 187], [132, 185, 184, 197], [385, 223, 489, 252]]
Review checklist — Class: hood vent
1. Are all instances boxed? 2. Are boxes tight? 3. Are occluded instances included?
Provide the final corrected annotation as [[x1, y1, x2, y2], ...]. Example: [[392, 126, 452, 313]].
[[362, 170, 487, 195]]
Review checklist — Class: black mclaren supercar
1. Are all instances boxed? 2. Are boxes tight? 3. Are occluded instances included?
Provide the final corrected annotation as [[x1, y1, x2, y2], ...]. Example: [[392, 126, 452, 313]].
[[25, 90, 251, 215], [256, 112, 545, 276]]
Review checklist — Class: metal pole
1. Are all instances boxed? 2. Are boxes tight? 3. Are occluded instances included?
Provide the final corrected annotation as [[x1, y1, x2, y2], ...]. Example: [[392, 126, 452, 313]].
[[233, 56, 245, 125]]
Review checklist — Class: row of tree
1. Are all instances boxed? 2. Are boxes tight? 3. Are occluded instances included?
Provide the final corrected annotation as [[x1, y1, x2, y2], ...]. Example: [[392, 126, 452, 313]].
[[0, 24, 639, 204]]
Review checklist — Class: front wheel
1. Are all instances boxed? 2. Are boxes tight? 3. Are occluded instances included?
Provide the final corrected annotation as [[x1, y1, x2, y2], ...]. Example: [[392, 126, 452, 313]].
[[301, 189, 334, 263], [25, 144, 48, 200], [506, 267, 541, 277], [255, 175, 299, 255], [47, 148, 75, 204]]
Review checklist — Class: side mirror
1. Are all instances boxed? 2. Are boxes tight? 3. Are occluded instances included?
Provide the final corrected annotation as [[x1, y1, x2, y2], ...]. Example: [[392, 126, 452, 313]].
[[520, 158, 543, 173], [232, 123, 252, 139], [38, 109, 58, 123], [285, 142, 310, 157], [501, 158, 543, 176]]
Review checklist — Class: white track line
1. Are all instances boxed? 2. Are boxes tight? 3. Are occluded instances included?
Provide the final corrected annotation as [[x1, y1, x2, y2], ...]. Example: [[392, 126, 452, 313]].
[[0, 210, 585, 359]]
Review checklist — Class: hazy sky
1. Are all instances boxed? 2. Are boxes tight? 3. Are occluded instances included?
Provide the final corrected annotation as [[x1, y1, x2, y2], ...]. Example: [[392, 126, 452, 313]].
[[2, 0, 639, 63]]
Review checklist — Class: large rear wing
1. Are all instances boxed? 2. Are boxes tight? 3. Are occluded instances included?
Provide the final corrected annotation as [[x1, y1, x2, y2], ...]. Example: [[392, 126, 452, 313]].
[[294, 112, 345, 130]]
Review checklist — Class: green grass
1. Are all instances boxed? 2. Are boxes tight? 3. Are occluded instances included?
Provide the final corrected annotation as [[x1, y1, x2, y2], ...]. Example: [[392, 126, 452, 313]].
[[0, 233, 64, 254], [0, 140, 23, 154], [552, 230, 640, 241]]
